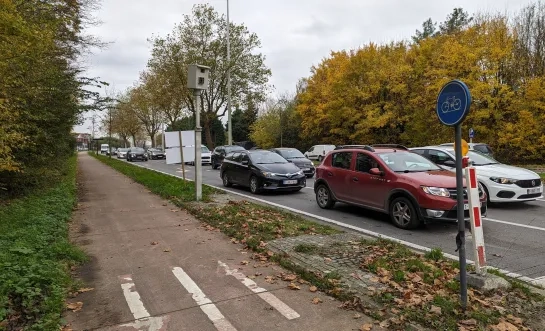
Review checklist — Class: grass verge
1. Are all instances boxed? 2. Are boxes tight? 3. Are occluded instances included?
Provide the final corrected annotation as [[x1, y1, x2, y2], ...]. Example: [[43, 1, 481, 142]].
[[91, 152, 339, 250], [90, 152, 217, 202], [0, 156, 86, 330]]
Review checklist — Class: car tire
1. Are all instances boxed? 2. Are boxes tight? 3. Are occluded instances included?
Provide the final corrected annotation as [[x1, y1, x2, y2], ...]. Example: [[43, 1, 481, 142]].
[[318, 155, 323, 162], [222, 172, 232, 187], [480, 182, 491, 204], [389, 197, 420, 230], [316, 184, 336, 209], [249, 176, 260, 194]]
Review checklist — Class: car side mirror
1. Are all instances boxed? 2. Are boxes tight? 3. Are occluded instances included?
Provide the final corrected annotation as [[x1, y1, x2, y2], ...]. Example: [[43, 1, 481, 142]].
[[241, 160, 249, 166], [370, 168, 383, 176], [444, 160, 455, 167]]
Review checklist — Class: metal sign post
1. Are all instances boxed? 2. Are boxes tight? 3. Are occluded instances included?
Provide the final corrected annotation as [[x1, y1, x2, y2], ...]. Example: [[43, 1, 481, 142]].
[[177, 131, 186, 181], [187, 64, 210, 201], [194, 90, 203, 200], [436, 80, 472, 310], [469, 128, 475, 144]]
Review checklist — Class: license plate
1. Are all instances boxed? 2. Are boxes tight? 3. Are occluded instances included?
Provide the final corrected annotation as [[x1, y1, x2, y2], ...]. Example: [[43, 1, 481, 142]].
[[283, 180, 298, 185], [528, 187, 541, 194]]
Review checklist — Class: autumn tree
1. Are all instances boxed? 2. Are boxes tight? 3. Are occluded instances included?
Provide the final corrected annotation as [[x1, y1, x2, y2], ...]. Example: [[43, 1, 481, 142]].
[[146, 4, 271, 148], [412, 18, 437, 43], [0, 0, 104, 195]]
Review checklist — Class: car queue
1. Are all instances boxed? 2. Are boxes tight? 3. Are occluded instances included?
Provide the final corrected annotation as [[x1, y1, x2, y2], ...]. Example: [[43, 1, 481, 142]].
[[118, 141, 543, 231]]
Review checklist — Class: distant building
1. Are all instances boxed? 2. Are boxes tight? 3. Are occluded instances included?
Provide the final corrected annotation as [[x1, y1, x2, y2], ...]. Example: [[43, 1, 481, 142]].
[[73, 132, 91, 150]]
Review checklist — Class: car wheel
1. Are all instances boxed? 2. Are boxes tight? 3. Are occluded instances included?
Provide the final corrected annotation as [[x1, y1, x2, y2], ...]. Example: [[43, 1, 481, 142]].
[[389, 197, 420, 230], [316, 184, 335, 209], [250, 176, 260, 194], [480, 182, 491, 204], [222, 172, 232, 187], [318, 155, 323, 162]]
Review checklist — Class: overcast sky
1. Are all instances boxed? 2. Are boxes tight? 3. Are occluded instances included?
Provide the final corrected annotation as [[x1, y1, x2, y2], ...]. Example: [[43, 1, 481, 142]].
[[75, 0, 532, 133]]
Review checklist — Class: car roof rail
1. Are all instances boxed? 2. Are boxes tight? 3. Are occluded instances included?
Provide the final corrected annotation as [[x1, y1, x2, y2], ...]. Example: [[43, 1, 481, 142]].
[[334, 145, 375, 152], [371, 144, 409, 150]]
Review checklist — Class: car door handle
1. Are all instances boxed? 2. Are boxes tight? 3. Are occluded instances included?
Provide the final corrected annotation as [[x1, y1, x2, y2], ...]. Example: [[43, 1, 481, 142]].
[[327, 171, 333, 177], [352, 177, 359, 182]]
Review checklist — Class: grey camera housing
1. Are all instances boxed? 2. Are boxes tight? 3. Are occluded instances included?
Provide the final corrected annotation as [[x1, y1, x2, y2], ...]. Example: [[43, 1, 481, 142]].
[[187, 64, 210, 90]]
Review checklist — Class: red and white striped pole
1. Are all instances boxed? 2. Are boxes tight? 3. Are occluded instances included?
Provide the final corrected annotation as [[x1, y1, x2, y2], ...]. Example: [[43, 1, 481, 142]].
[[464, 156, 486, 274]]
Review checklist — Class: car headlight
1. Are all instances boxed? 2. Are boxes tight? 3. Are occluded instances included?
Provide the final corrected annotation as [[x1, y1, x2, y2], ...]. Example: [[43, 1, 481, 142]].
[[296, 170, 304, 175], [131, 153, 136, 157], [489, 177, 516, 184], [421, 186, 451, 197], [262, 172, 278, 177]]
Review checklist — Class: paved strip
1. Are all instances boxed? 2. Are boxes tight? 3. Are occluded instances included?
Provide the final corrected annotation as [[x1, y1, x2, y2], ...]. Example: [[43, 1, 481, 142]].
[[118, 275, 168, 330], [172, 267, 237, 331], [118, 161, 545, 286], [218, 261, 300, 320], [484, 218, 545, 232]]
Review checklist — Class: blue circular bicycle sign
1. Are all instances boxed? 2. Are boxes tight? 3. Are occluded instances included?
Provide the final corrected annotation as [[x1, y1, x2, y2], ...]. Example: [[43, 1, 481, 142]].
[[436, 80, 471, 126]]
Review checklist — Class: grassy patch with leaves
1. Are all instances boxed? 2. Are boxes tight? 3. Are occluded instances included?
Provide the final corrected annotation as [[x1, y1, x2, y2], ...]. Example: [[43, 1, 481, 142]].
[[90, 152, 218, 202], [186, 200, 339, 252], [358, 239, 544, 330], [0, 156, 86, 330]]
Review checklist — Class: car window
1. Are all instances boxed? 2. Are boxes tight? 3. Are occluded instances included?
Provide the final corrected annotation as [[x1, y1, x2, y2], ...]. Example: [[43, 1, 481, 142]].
[[355, 153, 379, 173], [230, 152, 241, 162], [331, 152, 352, 170], [201, 146, 210, 153], [279, 149, 305, 159], [241, 154, 249, 163], [426, 149, 453, 165], [225, 146, 245, 153], [378, 152, 441, 172], [249, 151, 287, 164], [474, 145, 491, 154], [412, 149, 426, 156], [307, 146, 314, 153]]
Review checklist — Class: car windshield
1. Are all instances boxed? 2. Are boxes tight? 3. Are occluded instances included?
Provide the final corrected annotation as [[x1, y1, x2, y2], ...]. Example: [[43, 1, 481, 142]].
[[279, 149, 305, 159], [250, 151, 288, 164], [119, 148, 129, 152], [201, 146, 210, 153], [378, 152, 441, 172], [444, 149, 499, 166], [132, 148, 145, 153], [225, 146, 245, 153]]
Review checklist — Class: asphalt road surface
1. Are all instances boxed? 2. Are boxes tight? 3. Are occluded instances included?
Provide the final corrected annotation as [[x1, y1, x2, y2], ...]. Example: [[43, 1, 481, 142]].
[[124, 158, 545, 285]]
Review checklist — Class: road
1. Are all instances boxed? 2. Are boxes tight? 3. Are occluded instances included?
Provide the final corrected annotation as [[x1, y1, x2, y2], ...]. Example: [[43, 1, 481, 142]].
[[124, 158, 545, 285]]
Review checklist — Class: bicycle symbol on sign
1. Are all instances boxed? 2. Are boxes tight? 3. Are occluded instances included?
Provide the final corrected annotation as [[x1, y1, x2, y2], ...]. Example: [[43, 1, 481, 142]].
[[441, 96, 462, 113]]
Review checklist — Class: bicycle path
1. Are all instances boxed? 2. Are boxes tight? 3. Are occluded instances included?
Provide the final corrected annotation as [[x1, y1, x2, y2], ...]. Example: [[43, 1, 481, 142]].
[[64, 153, 368, 330]]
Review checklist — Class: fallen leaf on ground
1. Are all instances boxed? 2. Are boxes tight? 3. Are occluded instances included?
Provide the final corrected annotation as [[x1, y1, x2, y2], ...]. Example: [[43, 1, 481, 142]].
[[309, 286, 318, 292], [458, 319, 478, 326], [369, 277, 380, 283], [489, 321, 519, 331], [324, 257, 332, 263], [66, 302, 83, 312], [265, 276, 276, 283], [266, 250, 274, 257], [391, 308, 400, 314], [298, 279, 308, 284], [240, 260, 249, 265], [288, 283, 300, 290], [163, 248, 171, 252], [170, 209, 179, 212], [353, 313, 362, 319], [360, 323, 373, 331], [506, 315, 523, 325], [78, 288, 94, 293], [283, 274, 297, 281], [312, 297, 323, 304], [429, 305, 441, 314], [162, 203, 167, 206], [411, 274, 422, 283], [150, 241, 158, 245], [184, 229, 189, 231], [379, 320, 390, 328]]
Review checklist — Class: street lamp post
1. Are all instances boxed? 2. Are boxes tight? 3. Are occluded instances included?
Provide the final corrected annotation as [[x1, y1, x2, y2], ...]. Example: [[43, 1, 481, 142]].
[[226, 0, 232, 145]]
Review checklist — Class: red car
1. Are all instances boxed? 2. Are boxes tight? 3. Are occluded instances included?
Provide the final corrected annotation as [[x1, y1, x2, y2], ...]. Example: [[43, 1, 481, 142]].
[[314, 145, 487, 229]]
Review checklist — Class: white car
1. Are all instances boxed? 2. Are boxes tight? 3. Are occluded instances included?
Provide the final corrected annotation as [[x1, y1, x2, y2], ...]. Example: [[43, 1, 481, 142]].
[[304, 144, 336, 161], [186, 146, 212, 165], [410, 146, 543, 203]]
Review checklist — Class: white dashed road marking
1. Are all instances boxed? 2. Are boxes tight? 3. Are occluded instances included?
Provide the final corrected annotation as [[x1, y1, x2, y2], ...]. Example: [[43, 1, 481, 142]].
[[218, 261, 300, 320], [172, 267, 238, 331], [118, 275, 167, 330]]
